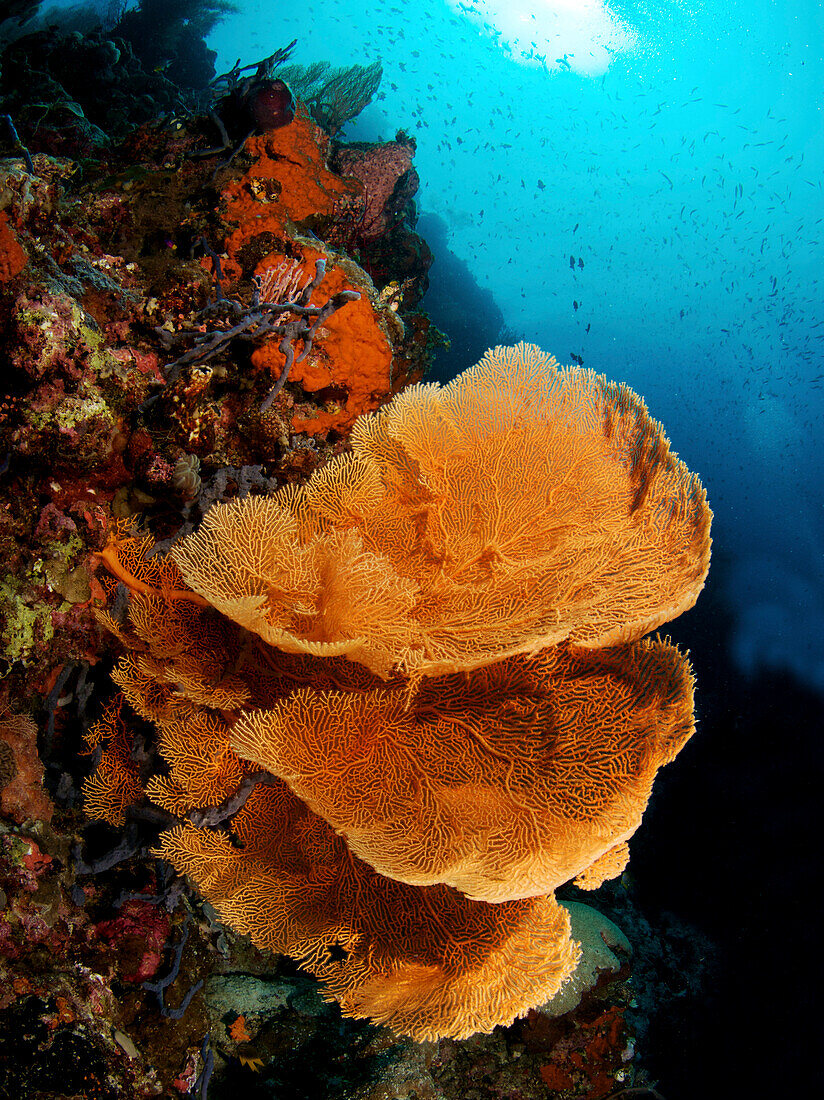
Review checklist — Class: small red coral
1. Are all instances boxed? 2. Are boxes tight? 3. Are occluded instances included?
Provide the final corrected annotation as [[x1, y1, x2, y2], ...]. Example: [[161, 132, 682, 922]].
[[539, 1062, 576, 1089], [95, 899, 171, 983]]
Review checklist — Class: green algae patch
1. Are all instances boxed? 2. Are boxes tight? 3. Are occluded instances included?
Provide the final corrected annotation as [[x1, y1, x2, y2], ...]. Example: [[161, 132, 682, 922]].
[[0, 577, 56, 669]]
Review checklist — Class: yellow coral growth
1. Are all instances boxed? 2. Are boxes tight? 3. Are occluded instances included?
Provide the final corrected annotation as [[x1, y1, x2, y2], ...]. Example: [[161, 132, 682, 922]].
[[229, 639, 694, 902], [172, 343, 711, 679]]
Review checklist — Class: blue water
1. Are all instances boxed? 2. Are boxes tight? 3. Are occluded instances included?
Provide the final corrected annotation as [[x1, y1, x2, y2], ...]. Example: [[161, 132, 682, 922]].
[[208, 0, 824, 695]]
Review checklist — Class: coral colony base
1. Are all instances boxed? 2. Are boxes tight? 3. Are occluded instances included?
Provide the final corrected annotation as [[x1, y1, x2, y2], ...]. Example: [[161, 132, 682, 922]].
[[87, 343, 711, 1042]]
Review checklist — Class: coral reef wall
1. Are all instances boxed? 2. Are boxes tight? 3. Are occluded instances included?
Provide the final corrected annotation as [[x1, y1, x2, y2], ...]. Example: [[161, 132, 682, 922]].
[[0, 31, 446, 1097]]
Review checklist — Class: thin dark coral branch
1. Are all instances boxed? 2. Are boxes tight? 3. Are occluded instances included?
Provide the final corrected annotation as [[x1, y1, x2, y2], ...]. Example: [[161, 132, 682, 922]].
[[187, 769, 278, 828], [143, 918, 204, 1019], [153, 255, 360, 413], [604, 1088, 667, 1100]]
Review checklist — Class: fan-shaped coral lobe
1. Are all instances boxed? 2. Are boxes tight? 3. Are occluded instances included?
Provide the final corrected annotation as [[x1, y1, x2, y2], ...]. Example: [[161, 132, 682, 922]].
[[229, 639, 695, 902], [84, 343, 711, 1041], [157, 783, 580, 1042], [171, 343, 712, 679]]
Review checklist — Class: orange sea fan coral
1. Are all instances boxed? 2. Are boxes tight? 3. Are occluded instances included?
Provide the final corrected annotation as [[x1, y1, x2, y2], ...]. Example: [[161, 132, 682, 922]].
[[169, 496, 420, 671], [573, 841, 631, 890], [83, 345, 711, 1040], [92, 526, 390, 706], [81, 697, 144, 826], [152, 709, 247, 810], [93, 526, 207, 609], [229, 639, 695, 903], [171, 343, 712, 680], [157, 783, 580, 1041]]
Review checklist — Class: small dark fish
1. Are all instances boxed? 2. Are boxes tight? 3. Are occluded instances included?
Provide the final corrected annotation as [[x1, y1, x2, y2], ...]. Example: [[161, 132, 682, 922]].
[[537, 179, 545, 190], [577, 257, 584, 269], [573, 300, 579, 311], [569, 255, 576, 269]]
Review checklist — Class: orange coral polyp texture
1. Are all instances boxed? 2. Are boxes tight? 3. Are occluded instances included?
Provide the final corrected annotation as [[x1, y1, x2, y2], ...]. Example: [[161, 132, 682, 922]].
[[157, 786, 580, 1042], [87, 343, 711, 1041], [229, 638, 695, 904]]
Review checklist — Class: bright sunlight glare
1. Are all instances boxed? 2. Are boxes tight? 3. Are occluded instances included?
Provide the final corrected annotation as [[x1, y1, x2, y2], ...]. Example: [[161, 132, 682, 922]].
[[446, 0, 638, 74]]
